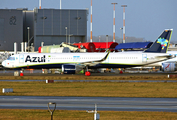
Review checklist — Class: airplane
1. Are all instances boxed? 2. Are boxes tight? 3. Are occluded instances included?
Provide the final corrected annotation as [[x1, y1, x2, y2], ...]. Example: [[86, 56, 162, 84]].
[[2, 29, 174, 76]]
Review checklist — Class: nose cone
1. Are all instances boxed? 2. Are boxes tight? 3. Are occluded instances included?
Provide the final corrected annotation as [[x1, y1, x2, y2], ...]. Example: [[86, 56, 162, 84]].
[[2, 60, 6, 67]]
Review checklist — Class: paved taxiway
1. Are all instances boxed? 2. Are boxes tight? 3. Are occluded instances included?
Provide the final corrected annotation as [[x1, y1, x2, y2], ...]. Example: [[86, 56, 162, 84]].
[[0, 80, 177, 82], [1, 96, 177, 112]]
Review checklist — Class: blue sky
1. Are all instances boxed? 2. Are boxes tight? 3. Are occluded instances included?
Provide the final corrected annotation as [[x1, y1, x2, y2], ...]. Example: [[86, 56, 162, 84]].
[[1, 0, 177, 42]]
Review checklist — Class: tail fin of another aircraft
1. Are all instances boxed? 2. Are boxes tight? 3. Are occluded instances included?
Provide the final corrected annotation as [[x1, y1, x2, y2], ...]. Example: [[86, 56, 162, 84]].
[[144, 29, 173, 53]]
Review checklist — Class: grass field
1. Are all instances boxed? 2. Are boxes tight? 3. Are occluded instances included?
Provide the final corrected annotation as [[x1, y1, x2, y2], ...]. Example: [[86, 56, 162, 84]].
[[1, 109, 177, 120], [1, 75, 177, 119], [1, 81, 177, 97]]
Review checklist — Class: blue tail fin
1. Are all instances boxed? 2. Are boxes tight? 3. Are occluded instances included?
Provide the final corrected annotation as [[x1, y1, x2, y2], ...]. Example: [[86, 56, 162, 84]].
[[144, 29, 173, 53]]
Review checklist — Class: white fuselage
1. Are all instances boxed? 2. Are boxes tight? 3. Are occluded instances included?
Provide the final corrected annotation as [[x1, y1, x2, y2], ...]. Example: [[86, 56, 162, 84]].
[[2, 52, 172, 69]]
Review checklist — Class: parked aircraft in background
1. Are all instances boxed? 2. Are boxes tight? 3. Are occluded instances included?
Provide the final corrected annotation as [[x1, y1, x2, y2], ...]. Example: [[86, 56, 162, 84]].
[[2, 29, 174, 76], [131, 51, 177, 72], [159, 51, 177, 72]]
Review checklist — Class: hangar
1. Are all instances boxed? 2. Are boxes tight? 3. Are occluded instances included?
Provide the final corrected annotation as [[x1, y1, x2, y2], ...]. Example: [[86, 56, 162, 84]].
[[0, 9, 23, 51], [0, 8, 88, 51]]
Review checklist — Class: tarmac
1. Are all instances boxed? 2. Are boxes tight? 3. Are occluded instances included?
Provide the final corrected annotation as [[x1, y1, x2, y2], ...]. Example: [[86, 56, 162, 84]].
[[0, 70, 177, 80]]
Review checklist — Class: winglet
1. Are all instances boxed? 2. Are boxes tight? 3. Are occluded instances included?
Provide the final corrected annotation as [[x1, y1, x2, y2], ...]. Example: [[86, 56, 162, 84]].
[[101, 50, 110, 61], [144, 29, 173, 53]]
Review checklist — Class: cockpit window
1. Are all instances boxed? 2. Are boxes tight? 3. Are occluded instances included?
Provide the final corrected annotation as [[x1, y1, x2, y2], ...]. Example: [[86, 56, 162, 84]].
[[7, 57, 15, 60]]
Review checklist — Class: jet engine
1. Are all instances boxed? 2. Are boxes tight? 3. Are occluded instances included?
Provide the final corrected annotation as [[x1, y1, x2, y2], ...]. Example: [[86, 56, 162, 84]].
[[61, 64, 83, 74]]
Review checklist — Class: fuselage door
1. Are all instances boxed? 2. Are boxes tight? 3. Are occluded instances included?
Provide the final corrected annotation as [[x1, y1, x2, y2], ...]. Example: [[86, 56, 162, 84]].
[[19, 54, 24, 63], [73, 56, 80, 62], [142, 54, 147, 63]]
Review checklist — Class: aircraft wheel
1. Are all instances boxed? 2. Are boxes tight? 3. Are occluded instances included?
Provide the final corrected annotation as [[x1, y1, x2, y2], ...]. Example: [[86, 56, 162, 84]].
[[119, 70, 123, 74], [85, 71, 91, 76], [20, 70, 24, 76]]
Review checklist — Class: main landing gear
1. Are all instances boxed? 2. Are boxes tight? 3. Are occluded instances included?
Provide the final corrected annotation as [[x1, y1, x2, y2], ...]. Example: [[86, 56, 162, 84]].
[[14, 69, 24, 76], [20, 70, 24, 76], [85, 66, 91, 76], [85, 71, 91, 76]]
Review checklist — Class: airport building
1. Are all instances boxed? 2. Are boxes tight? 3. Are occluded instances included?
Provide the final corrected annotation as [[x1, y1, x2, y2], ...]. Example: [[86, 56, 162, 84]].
[[0, 9, 23, 51], [0, 8, 88, 51]]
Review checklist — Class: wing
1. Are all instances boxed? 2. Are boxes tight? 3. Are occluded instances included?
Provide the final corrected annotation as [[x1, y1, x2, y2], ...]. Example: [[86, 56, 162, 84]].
[[76, 51, 110, 66]]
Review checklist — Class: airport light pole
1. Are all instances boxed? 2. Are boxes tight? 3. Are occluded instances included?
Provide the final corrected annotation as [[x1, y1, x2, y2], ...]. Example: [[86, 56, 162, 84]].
[[65, 27, 67, 43], [121, 5, 127, 43], [60, 0, 61, 9], [90, 0, 93, 42], [48, 102, 56, 120], [39, 0, 41, 9], [24, 42, 27, 52], [111, 3, 117, 42], [68, 34, 73, 44], [106, 35, 108, 49], [120, 28, 123, 43], [27, 27, 30, 52]]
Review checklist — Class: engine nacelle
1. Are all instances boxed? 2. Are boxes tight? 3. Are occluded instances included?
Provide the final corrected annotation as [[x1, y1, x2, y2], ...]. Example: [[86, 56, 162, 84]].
[[62, 64, 83, 74], [162, 62, 177, 72]]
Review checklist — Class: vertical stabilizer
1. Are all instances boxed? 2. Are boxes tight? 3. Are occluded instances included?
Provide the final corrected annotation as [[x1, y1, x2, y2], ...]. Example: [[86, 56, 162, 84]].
[[144, 29, 173, 53]]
